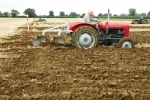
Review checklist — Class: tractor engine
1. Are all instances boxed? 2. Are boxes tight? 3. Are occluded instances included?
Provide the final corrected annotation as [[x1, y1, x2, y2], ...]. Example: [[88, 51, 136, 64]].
[[98, 22, 129, 45], [100, 28, 124, 37]]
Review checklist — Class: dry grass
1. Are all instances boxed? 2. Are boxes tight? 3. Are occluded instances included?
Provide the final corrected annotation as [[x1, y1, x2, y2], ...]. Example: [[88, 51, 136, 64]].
[[0, 18, 33, 38]]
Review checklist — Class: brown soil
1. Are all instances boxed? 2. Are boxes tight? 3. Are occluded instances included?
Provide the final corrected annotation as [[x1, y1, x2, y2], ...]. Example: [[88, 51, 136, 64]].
[[0, 20, 150, 100]]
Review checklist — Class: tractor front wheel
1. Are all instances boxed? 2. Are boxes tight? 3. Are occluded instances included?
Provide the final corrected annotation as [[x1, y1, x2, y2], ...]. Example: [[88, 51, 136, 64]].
[[142, 20, 148, 24], [72, 26, 99, 49], [116, 38, 134, 48]]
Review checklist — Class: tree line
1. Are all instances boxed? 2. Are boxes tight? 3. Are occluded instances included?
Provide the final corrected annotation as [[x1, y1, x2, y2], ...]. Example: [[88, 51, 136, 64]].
[[0, 8, 150, 18]]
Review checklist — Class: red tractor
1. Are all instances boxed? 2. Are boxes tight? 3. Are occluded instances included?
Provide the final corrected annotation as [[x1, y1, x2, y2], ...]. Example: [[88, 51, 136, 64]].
[[33, 10, 134, 49], [70, 21, 133, 48]]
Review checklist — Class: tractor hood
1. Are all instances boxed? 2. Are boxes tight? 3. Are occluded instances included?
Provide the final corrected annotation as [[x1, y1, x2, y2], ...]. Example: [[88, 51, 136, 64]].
[[68, 22, 130, 37], [69, 22, 129, 29], [99, 22, 129, 29], [99, 22, 130, 37]]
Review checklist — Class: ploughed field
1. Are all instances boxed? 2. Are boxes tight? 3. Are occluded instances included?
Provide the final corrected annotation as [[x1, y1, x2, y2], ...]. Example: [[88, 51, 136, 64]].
[[0, 18, 150, 100]]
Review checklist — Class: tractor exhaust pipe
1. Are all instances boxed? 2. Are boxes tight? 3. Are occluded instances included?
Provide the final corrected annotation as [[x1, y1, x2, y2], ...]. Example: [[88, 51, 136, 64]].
[[106, 9, 110, 33], [108, 9, 110, 22], [107, 9, 110, 24]]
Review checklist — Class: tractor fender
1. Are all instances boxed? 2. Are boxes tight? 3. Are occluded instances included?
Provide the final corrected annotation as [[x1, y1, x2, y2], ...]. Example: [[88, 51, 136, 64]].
[[69, 22, 98, 32]]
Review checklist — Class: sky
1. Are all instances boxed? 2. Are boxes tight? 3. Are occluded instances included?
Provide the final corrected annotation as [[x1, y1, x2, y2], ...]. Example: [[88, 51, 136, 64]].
[[0, 0, 149, 16]]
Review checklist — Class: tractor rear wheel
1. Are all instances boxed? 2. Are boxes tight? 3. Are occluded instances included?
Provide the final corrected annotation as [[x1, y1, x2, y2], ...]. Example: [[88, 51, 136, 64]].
[[116, 37, 134, 48], [71, 26, 99, 49]]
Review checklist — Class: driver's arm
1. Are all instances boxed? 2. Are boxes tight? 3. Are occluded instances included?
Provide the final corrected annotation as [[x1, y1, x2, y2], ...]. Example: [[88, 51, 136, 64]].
[[91, 18, 98, 22], [91, 18, 101, 23]]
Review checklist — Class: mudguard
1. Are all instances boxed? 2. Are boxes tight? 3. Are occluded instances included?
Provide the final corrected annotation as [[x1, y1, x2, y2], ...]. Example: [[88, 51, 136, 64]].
[[69, 22, 98, 32]]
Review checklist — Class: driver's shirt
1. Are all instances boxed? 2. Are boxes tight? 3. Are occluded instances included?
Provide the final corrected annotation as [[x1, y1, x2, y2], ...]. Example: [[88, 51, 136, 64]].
[[140, 16, 144, 19], [83, 14, 98, 24]]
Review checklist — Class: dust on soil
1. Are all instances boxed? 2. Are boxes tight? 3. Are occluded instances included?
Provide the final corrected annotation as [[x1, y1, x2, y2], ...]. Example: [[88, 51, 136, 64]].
[[0, 18, 150, 100]]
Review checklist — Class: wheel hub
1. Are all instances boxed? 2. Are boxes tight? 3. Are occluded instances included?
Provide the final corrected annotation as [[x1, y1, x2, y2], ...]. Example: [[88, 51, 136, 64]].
[[83, 37, 89, 43], [122, 41, 132, 48], [77, 32, 94, 48]]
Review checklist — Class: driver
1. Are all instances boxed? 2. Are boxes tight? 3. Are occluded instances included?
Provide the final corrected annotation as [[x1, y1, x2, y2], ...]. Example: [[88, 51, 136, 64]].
[[140, 15, 144, 22], [83, 10, 101, 24]]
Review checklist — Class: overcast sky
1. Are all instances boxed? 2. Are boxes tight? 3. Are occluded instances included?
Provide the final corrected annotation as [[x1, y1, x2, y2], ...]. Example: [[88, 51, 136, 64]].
[[0, 0, 149, 16]]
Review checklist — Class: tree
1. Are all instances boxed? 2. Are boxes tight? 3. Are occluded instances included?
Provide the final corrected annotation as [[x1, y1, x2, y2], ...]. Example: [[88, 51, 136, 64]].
[[147, 11, 150, 15], [103, 13, 112, 16], [136, 13, 141, 17], [0, 11, 3, 16], [69, 11, 77, 17], [3, 12, 9, 17], [120, 14, 128, 17], [81, 13, 85, 18], [10, 9, 19, 17], [98, 13, 103, 16], [76, 14, 81, 17], [59, 11, 65, 17], [141, 13, 146, 16], [49, 11, 54, 17], [65, 14, 68, 16], [128, 8, 136, 16], [24, 8, 37, 17], [113, 14, 118, 16]]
